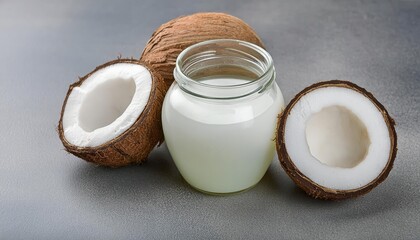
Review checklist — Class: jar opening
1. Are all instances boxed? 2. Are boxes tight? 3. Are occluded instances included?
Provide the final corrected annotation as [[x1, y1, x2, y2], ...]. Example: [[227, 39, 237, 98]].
[[174, 39, 275, 99]]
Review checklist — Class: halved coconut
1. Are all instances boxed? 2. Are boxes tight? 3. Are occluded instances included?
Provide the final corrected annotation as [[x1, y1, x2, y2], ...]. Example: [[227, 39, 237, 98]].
[[58, 59, 166, 167], [276, 80, 397, 200]]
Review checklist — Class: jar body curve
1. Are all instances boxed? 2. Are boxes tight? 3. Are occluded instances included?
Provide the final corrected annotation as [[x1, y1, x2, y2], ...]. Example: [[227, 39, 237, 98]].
[[162, 81, 284, 194]]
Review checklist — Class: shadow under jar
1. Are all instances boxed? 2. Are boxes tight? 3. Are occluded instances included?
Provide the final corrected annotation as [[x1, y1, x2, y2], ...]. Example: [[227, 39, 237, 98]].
[[162, 39, 285, 195]]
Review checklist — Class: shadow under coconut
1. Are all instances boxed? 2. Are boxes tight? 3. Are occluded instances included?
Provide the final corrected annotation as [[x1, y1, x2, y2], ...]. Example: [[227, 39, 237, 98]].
[[68, 144, 192, 210], [327, 175, 408, 221], [261, 163, 344, 207], [262, 161, 406, 221]]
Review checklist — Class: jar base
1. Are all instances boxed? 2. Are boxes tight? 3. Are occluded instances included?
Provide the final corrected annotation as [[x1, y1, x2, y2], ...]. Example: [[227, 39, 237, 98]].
[[188, 182, 259, 196]]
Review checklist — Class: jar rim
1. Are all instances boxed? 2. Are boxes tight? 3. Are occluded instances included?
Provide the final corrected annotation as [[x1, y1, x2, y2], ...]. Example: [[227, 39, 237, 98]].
[[174, 39, 275, 99]]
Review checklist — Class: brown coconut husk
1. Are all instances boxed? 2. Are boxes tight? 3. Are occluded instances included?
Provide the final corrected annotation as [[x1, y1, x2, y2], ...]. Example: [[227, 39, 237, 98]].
[[140, 12, 265, 89]]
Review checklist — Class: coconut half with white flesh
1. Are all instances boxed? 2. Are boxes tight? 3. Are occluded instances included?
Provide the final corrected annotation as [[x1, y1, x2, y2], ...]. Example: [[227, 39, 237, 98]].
[[58, 59, 166, 167], [276, 80, 397, 200]]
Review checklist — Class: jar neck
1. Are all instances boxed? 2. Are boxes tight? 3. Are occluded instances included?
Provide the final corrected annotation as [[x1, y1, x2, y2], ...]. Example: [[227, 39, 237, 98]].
[[174, 39, 275, 100]]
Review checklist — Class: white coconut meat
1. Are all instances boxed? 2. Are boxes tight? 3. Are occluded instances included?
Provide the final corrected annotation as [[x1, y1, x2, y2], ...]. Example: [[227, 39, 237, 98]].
[[62, 63, 152, 147], [284, 86, 391, 190]]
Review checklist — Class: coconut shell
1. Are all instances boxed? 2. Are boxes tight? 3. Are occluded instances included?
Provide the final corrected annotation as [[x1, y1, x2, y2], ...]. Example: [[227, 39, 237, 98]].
[[58, 59, 167, 168], [276, 80, 397, 200], [140, 12, 264, 89]]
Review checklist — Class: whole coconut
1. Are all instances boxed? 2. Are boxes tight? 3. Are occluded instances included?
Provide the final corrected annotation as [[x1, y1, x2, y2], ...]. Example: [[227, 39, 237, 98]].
[[140, 12, 264, 89]]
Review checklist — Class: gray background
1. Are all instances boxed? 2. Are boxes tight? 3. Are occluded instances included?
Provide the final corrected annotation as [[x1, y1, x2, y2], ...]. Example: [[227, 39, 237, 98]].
[[1, 0, 419, 239]]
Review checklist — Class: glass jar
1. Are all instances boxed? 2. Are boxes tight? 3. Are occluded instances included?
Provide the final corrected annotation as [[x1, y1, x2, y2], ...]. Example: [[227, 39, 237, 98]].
[[162, 39, 285, 194]]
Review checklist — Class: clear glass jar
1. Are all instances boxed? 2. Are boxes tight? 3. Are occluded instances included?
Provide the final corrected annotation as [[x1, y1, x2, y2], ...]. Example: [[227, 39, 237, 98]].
[[162, 39, 285, 194]]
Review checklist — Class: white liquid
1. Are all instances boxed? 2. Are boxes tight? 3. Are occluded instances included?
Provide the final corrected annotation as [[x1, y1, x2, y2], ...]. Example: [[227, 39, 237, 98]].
[[162, 78, 285, 193]]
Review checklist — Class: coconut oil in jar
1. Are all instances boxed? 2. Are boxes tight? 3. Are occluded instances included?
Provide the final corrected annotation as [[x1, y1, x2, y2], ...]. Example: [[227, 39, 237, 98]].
[[162, 39, 285, 194]]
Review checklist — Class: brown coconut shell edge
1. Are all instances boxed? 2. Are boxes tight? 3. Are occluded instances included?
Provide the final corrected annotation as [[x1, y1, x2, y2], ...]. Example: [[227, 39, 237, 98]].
[[140, 12, 265, 89], [276, 80, 397, 200], [58, 59, 167, 168]]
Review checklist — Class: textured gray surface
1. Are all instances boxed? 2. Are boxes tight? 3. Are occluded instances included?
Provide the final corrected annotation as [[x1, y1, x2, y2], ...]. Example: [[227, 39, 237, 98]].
[[1, 0, 419, 239]]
